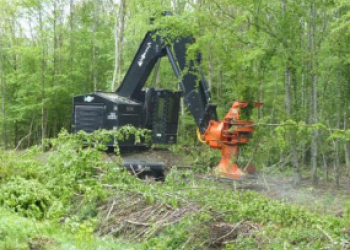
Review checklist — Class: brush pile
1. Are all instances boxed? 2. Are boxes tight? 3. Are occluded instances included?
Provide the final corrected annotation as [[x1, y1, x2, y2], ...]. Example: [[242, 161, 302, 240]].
[[97, 193, 200, 239], [96, 192, 261, 249]]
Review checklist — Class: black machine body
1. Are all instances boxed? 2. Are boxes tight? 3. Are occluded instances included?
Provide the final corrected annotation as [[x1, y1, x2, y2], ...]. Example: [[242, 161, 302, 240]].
[[72, 88, 180, 148]]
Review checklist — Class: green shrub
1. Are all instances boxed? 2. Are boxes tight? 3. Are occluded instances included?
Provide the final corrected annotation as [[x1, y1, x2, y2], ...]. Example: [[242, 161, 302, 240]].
[[0, 177, 54, 219], [0, 147, 42, 181]]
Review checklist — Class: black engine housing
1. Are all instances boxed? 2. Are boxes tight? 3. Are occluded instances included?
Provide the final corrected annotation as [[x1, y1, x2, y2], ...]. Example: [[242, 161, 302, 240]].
[[72, 88, 180, 147]]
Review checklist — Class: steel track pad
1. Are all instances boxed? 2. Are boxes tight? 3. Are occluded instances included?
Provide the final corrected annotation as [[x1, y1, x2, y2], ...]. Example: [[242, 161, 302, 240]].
[[122, 157, 167, 181]]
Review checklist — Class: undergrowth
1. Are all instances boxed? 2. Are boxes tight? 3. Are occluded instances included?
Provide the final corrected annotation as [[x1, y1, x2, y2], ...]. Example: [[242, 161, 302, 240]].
[[0, 127, 349, 250]]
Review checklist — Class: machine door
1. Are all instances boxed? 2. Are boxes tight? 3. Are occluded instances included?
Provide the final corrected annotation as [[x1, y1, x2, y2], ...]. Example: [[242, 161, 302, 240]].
[[74, 104, 105, 133], [152, 91, 180, 144]]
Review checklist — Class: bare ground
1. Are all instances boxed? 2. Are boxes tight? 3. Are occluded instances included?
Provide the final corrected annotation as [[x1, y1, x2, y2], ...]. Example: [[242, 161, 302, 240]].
[[113, 148, 350, 215], [259, 174, 350, 215], [103, 147, 350, 218]]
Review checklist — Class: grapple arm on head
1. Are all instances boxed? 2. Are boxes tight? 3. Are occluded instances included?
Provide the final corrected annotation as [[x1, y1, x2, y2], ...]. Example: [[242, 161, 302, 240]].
[[197, 101, 263, 180]]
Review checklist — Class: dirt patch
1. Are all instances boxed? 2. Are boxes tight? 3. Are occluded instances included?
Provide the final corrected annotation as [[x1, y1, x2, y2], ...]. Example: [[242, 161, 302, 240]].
[[208, 220, 261, 248], [195, 172, 350, 215], [239, 173, 350, 214], [27, 236, 55, 250], [106, 148, 350, 215]]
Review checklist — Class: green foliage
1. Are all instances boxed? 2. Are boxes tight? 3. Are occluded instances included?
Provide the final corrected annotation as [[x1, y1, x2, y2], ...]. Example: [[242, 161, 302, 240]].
[[44, 127, 150, 202], [329, 128, 350, 141], [0, 126, 150, 220], [141, 213, 211, 250], [274, 120, 311, 154], [0, 208, 139, 250], [0, 149, 41, 180], [345, 201, 350, 219], [0, 177, 53, 219]]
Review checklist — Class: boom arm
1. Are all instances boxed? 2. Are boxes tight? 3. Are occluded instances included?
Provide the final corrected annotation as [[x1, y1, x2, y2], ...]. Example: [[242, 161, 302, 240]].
[[166, 38, 218, 133], [116, 31, 217, 133], [116, 31, 165, 100]]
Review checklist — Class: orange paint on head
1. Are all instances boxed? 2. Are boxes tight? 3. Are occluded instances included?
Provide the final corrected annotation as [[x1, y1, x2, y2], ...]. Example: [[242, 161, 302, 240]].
[[202, 101, 263, 180]]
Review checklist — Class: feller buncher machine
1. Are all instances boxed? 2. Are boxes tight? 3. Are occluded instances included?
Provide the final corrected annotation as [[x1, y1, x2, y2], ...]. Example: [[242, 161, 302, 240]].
[[72, 12, 262, 180]]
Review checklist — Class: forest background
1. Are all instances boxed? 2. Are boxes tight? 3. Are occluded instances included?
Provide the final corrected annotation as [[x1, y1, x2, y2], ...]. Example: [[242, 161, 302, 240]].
[[0, 0, 349, 185]]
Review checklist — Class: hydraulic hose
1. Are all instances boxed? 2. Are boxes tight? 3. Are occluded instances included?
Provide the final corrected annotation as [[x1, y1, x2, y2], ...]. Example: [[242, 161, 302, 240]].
[[196, 127, 208, 145]]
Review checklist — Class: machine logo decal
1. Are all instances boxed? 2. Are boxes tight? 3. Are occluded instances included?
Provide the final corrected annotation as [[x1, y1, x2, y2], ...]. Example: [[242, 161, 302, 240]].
[[84, 96, 94, 102], [138, 42, 152, 67], [107, 112, 117, 120]]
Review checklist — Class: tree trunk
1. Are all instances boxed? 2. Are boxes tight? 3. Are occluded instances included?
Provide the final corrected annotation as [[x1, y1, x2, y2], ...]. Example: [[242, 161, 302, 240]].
[[332, 78, 342, 186], [70, 0, 75, 78], [91, 1, 100, 91], [346, 142, 350, 184], [322, 151, 328, 181], [53, 0, 58, 85], [52, 0, 58, 138], [171, 0, 186, 13], [281, 0, 301, 183], [285, 66, 291, 116], [12, 31, 18, 146], [258, 70, 265, 118], [345, 110, 350, 183], [151, 59, 161, 87], [39, 4, 47, 145], [285, 65, 301, 184], [14, 121, 18, 147], [0, 39, 8, 148], [208, 42, 213, 90], [309, 1, 318, 185], [311, 74, 318, 185], [111, 0, 126, 91], [300, 72, 308, 167], [218, 70, 223, 99], [334, 140, 340, 186]]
